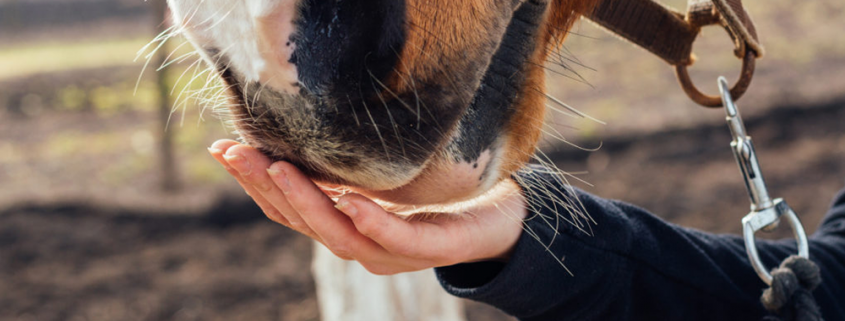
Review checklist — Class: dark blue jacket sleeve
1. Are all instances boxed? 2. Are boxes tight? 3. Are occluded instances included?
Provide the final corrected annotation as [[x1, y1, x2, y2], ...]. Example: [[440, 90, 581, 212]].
[[435, 170, 845, 321]]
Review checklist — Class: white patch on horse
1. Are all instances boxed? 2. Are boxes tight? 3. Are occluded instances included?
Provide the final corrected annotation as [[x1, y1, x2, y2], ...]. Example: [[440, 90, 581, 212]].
[[169, 0, 301, 94]]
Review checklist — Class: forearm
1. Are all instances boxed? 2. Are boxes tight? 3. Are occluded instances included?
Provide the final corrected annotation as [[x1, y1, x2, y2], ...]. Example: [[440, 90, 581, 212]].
[[436, 168, 845, 320]]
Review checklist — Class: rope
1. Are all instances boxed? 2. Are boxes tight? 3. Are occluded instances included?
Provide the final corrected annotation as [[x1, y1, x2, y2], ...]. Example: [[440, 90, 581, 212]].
[[760, 256, 824, 321]]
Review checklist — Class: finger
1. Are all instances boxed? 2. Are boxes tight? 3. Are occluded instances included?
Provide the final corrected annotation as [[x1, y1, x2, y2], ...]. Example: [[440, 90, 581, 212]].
[[356, 259, 433, 276], [207, 142, 294, 228], [334, 194, 424, 257], [222, 144, 275, 191], [208, 139, 240, 169], [272, 161, 389, 261], [207, 141, 320, 240], [222, 145, 323, 241], [335, 194, 469, 263], [247, 187, 293, 227]]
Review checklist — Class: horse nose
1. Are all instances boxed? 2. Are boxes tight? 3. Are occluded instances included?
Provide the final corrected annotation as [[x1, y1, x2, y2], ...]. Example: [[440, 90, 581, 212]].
[[287, 0, 407, 98]]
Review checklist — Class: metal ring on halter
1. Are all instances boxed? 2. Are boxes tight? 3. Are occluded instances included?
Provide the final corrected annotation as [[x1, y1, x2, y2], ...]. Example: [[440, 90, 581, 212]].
[[741, 200, 810, 285], [676, 49, 756, 108]]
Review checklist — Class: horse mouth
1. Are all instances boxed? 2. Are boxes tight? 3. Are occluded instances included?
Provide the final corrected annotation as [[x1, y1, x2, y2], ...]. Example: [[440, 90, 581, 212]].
[[167, 0, 585, 208]]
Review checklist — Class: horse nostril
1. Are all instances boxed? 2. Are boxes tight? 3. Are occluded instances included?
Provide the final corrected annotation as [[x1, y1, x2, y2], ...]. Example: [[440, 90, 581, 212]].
[[291, 0, 407, 99]]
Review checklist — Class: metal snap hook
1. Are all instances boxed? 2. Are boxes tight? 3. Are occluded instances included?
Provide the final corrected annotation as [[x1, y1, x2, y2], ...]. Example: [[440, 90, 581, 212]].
[[718, 77, 810, 285], [742, 200, 810, 285]]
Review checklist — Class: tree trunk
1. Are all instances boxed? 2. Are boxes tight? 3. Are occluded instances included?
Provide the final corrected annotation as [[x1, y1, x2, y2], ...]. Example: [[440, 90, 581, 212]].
[[312, 243, 466, 321], [152, 0, 179, 192]]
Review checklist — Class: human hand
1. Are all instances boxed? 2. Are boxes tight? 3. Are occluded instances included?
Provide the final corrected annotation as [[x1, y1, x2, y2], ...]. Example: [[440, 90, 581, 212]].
[[208, 139, 527, 275]]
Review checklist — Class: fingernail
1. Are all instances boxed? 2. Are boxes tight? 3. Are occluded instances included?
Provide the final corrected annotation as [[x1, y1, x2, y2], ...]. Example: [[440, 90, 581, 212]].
[[223, 154, 251, 175], [335, 199, 358, 217], [267, 168, 291, 194], [209, 148, 234, 171]]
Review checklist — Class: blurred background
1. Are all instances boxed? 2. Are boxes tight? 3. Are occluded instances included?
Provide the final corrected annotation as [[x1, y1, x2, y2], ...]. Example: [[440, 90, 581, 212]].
[[0, 0, 842, 320]]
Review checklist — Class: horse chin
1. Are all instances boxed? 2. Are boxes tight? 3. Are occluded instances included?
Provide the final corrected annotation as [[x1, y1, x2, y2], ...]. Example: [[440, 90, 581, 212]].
[[352, 147, 508, 214], [356, 177, 520, 217]]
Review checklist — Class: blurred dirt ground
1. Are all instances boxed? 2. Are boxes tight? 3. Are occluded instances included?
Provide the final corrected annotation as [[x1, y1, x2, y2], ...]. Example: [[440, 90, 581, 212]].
[[1, 0, 843, 320]]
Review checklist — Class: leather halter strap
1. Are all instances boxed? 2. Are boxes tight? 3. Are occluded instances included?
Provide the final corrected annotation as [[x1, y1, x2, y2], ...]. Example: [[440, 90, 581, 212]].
[[583, 0, 763, 107]]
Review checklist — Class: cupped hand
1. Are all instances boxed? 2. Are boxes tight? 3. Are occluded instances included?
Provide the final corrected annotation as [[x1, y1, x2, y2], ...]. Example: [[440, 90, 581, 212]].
[[208, 139, 527, 275]]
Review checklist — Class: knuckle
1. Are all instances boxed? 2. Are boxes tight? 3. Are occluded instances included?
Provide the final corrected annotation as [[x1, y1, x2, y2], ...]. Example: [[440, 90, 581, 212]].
[[238, 168, 257, 182], [244, 174, 271, 191], [356, 216, 383, 238], [236, 168, 266, 186], [225, 167, 240, 177], [264, 208, 282, 221]]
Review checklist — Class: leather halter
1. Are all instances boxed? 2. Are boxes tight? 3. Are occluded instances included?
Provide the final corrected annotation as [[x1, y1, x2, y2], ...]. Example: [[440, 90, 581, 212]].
[[584, 0, 762, 107]]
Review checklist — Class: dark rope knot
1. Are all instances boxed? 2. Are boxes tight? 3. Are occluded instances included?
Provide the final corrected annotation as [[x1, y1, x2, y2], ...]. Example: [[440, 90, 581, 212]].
[[760, 256, 824, 321]]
